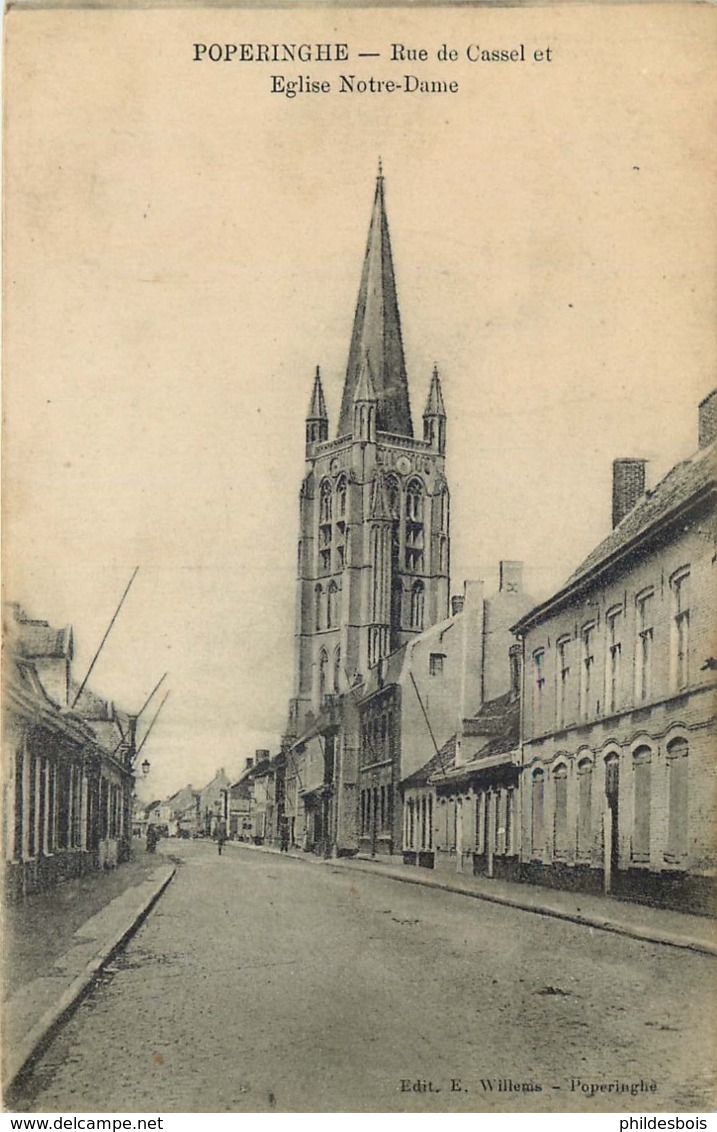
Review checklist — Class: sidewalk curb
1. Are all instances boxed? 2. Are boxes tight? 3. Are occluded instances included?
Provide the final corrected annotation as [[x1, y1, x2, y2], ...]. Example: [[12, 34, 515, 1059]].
[[341, 859, 717, 958], [230, 841, 717, 958], [5, 864, 176, 1092]]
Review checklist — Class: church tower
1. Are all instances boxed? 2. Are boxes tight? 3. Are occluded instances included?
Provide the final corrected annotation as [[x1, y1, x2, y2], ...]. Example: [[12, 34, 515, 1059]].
[[288, 167, 450, 740]]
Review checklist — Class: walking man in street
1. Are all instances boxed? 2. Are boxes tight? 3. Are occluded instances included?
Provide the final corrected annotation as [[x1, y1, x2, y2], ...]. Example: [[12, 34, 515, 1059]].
[[215, 816, 227, 856]]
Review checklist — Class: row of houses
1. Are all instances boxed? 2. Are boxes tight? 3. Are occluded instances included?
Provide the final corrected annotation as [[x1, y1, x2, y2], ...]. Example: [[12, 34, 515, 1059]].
[[138, 767, 232, 839], [3, 603, 139, 900], [240, 389, 716, 915]]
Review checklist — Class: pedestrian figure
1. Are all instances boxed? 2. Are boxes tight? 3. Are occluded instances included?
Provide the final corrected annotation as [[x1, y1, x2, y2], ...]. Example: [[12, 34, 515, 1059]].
[[146, 824, 158, 854], [279, 817, 290, 853], [215, 817, 227, 856]]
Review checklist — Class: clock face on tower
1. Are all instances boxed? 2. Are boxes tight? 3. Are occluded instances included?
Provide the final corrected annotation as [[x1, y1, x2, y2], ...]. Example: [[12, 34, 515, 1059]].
[[396, 455, 412, 476]]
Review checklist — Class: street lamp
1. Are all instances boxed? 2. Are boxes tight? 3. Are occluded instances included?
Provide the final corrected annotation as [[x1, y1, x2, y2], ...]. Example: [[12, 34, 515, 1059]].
[[141, 758, 151, 777]]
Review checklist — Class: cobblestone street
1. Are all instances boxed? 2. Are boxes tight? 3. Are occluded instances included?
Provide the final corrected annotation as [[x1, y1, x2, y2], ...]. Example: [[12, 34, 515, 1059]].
[[10, 842, 717, 1113]]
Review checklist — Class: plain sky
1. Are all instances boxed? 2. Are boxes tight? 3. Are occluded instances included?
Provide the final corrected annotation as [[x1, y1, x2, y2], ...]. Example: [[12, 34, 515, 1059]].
[[4, 4, 715, 798]]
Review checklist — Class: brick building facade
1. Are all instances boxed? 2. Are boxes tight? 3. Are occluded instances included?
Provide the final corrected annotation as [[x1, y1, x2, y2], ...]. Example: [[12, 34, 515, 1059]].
[[511, 392, 717, 914]]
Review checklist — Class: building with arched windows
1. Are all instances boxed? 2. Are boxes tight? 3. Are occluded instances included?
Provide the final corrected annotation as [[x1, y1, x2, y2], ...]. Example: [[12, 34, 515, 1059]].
[[283, 169, 451, 855], [511, 391, 717, 914]]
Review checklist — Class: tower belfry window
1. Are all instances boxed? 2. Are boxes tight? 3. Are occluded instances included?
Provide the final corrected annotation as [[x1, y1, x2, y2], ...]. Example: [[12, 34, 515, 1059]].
[[405, 480, 424, 572], [384, 474, 402, 645], [327, 581, 338, 629], [319, 480, 332, 575], [315, 585, 323, 631], [335, 476, 347, 572], [440, 488, 449, 532], [386, 476, 401, 521], [410, 581, 425, 630], [336, 476, 347, 518], [319, 650, 329, 701], [320, 478, 332, 523]]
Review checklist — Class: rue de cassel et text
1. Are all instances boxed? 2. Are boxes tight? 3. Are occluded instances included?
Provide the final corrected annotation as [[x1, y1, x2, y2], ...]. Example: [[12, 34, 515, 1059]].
[[191, 42, 553, 98], [191, 42, 553, 64]]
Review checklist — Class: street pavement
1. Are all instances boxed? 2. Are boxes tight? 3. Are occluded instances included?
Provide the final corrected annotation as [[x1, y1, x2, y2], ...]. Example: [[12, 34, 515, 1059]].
[[10, 841, 717, 1113]]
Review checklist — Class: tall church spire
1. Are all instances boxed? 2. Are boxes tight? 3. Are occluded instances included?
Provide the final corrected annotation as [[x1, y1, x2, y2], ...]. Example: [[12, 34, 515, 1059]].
[[338, 166, 413, 439]]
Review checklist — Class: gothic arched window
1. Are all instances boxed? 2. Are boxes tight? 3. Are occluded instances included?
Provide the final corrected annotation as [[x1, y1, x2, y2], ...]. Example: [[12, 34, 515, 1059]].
[[327, 581, 338, 628], [405, 480, 424, 572], [320, 479, 332, 523], [319, 480, 332, 575], [385, 475, 401, 520], [440, 488, 449, 532], [410, 581, 425, 631], [318, 650, 329, 701], [335, 476, 347, 570], [336, 476, 347, 518], [439, 536, 448, 574], [315, 584, 323, 632], [333, 647, 341, 693], [406, 479, 423, 522]]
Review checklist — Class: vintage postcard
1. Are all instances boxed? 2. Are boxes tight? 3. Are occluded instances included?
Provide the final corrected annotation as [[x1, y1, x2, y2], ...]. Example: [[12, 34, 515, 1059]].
[[3, 1, 716, 1118]]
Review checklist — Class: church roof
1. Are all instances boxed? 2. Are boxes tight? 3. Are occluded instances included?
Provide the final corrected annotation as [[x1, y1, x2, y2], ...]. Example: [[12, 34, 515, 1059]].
[[338, 169, 413, 439]]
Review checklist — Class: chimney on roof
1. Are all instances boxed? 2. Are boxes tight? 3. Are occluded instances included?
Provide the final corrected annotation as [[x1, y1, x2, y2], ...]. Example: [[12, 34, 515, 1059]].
[[499, 560, 523, 594], [255, 749, 270, 762], [245, 757, 254, 770], [698, 389, 716, 449], [612, 458, 647, 528], [451, 595, 465, 615]]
